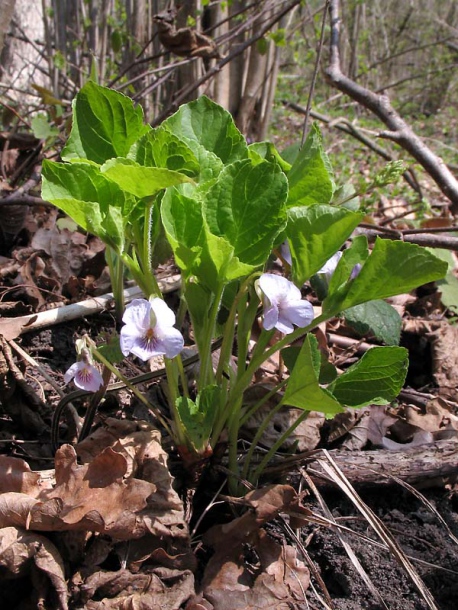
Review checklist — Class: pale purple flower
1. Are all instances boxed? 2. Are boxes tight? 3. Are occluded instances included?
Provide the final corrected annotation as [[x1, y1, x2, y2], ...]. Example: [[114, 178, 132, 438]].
[[280, 241, 292, 265], [64, 361, 104, 392], [258, 273, 314, 334], [120, 297, 184, 361], [318, 251, 343, 279], [350, 263, 362, 279], [318, 251, 361, 282]]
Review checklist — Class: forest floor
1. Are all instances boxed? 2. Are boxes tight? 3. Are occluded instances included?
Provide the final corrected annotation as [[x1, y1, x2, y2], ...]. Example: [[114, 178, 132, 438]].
[[0, 129, 457, 609]]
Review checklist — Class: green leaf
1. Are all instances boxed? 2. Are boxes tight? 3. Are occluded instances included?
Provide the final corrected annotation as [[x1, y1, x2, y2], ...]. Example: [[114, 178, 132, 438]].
[[329, 346, 408, 407], [161, 188, 254, 291], [282, 345, 337, 384], [248, 142, 292, 172], [198, 228, 254, 291], [281, 334, 343, 415], [437, 272, 458, 313], [97, 334, 124, 363], [41, 160, 129, 250], [286, 205, 364, 285], [62, 82, 148, 163], [162, 96, 248, 165], [129, 126, 200, 177], [428, 248, 458, 314], [327, 235, 369, 293], [31, 114, 58, 140], [204, 159, 288, 266], [101, 158, 194, 198], [344, 300, 402, 346], [175, 385, 221, 452], [161, 188, 204, 276], [287, 123, 335, 207], [324, 238, 448, 316]]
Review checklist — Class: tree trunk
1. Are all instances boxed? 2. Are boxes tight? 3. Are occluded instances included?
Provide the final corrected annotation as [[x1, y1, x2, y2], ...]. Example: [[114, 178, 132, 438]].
[[0, 0, 16, 55]]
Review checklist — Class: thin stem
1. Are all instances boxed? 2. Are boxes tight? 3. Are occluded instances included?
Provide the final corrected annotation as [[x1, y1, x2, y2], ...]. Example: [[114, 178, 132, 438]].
[[249, 410, 311, 485], [228, 313, 328, 409], [240, 379, 289, 480], [141, 199, 161, 297], [239, 377, 289, 428], [198, 283, 224, 390], [215, 273, 261, 385], [163, 357, 187, 447], [90, 345, 173, 437], [105, 246, 125, 322]]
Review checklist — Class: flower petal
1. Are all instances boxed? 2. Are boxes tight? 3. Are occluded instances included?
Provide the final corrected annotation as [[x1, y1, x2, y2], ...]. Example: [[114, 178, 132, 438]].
[[279, 300, 314, 333], [262, 303, 279, 331], [280, 241, 292, 265], [64, 362, 80, 384], [318, 251, 343, 276], [155, 326, 184, 359], [76, 365, 104, 392], [127, 338, 160, 361], [259, 273, 302, 302], [122, 299, 151, 332], [65, 361, 103, 392], [150, 297, 176, 328], [119, 325, 141, 357]]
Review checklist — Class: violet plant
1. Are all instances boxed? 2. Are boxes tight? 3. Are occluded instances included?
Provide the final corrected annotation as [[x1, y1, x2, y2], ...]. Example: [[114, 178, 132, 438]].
[[43, 83, 447, 489]]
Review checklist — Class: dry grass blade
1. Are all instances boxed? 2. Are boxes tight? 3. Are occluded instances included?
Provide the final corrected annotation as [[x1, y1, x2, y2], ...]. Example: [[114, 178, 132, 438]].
[[301, 470, 389, 610], [380, 472, 458, 546], [318, 450, 440, 610], [280, 518, 334, 609]]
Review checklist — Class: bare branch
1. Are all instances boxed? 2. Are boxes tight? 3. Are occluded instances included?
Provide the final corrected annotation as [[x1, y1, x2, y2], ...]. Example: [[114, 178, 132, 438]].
[[326, 0, 458, 212]]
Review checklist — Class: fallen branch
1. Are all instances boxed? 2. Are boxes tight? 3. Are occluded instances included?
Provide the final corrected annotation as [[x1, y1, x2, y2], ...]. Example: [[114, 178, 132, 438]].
[[326, 0, 458, 212], [281, 440, 458, 489], [0, 274, 181, 340]]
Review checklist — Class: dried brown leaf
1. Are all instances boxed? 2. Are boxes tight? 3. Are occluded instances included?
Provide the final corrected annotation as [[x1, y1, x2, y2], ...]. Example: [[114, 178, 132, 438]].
[[0, 526, 68, 610], [405, 400, 458, 432], [76, 419, 188, 540], [0, 454, 42, 495], [80, 567, 195, 610], [367, 405, 399, 446], [202, 527, 309, 609], [32, 444, 156, 538]]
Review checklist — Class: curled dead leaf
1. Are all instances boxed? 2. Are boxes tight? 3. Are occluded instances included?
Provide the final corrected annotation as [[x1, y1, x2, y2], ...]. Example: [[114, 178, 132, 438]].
[[0, 526, 68, 610]]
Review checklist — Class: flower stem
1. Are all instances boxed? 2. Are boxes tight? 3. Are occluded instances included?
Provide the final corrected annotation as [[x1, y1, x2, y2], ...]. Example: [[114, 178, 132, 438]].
[[90, 344, 173, 437], [198, 283, 224, 390], [105, 246, 125, 322], [249, 410, 310, 486]]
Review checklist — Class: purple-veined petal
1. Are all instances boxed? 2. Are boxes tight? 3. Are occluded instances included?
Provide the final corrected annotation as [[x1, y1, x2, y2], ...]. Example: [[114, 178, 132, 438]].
[[64, 361, 103, 392], [126, 337, 162, 361], [120, 297, 184, 361]]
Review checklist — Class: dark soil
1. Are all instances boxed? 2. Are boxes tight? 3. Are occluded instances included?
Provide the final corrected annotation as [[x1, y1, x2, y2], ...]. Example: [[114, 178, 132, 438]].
[[301, 487, 458, 610]]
